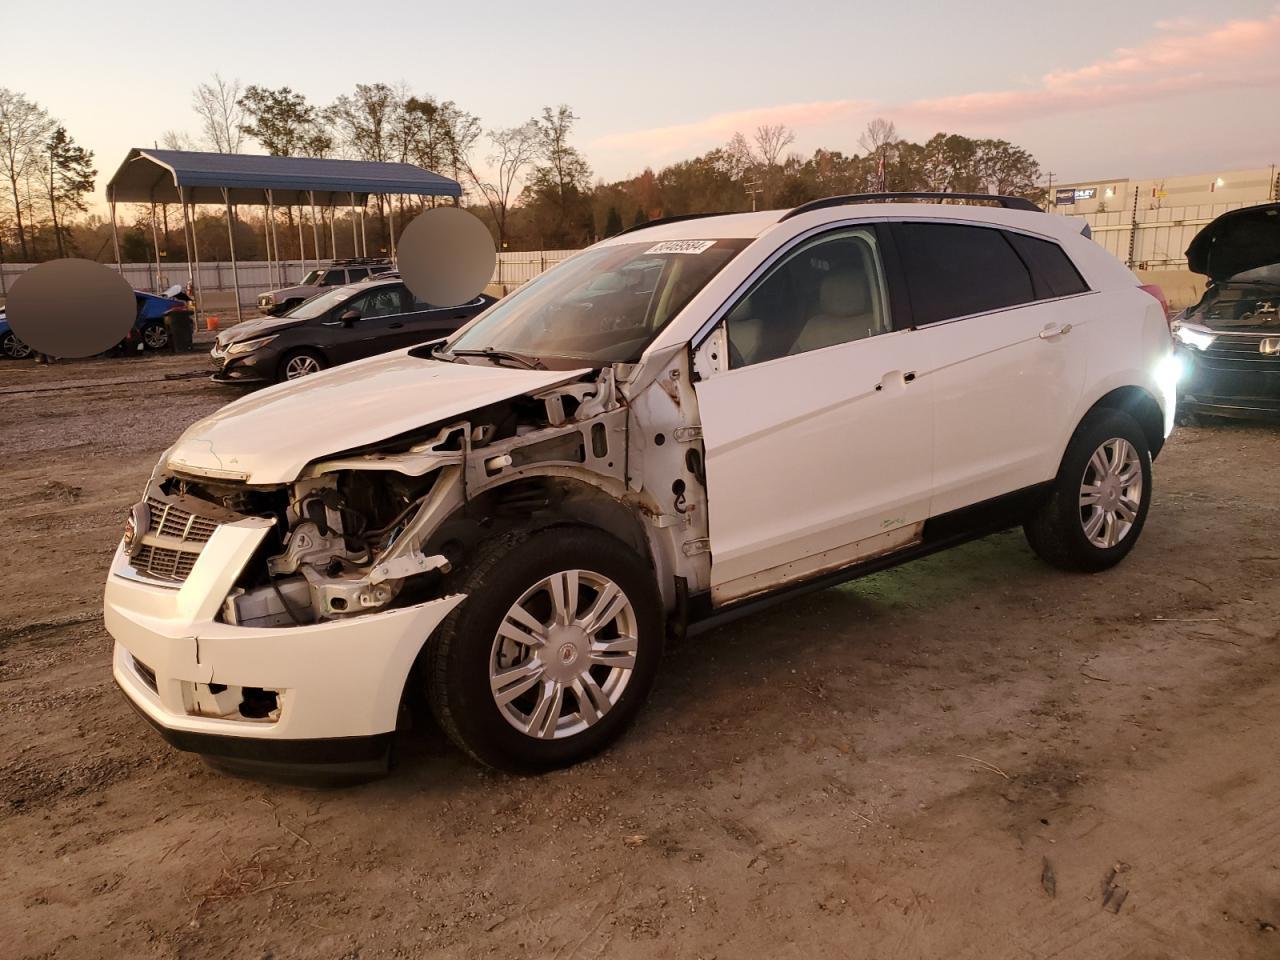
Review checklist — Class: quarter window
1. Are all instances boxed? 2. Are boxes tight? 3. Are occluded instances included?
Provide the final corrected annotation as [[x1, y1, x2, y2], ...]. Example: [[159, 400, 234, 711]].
[[1003, 232, 1090, 298], [726, 228, 891, 368], [893, 222, 1035, 325]]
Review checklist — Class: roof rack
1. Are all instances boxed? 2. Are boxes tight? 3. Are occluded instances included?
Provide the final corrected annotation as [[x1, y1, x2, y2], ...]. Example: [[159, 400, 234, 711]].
[[331, 256, 394, 266], [780, 192, 1041, 221], [612, 211, 731, 237]]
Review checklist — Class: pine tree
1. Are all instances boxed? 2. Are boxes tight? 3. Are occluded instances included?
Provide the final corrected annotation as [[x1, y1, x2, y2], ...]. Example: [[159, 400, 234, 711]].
[[604, 205, 623, 237]]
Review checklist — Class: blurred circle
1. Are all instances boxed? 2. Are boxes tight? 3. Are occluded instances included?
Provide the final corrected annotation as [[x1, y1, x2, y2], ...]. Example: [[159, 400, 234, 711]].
[[398, 208, 496, 308], [7, 259, 136, 358]]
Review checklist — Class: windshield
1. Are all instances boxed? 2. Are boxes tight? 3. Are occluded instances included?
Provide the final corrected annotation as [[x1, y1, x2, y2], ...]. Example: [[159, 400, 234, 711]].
[[283, 285, 359, 320], [444, 238, 749, 365], [299, 269, 322, 286]]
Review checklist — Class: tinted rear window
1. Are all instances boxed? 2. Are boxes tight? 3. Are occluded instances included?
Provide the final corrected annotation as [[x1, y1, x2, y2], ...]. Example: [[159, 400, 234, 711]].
[[894, 222, 1035, 325], [1003, 232, 1089, 298]]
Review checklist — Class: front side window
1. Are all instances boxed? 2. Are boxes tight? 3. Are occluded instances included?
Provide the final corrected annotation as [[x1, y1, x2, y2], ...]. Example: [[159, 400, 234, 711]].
[[726, 228, 891, 368], [299, 269, 322, 286], [444, 238, 748, 366], [894, 222, 1035, 325], [320, 269, 347, 286]]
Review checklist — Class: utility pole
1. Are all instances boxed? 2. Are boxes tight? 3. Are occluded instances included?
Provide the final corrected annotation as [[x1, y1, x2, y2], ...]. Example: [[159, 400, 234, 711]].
[[1045, 171, 1055, 211], [743, 179, 763, 212]]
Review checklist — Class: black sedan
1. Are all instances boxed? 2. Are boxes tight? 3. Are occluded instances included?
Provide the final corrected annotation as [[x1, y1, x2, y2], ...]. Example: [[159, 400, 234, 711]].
[[211, 278, 495, 384]]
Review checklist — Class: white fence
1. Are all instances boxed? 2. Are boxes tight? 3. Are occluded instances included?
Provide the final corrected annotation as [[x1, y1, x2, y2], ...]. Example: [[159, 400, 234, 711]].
[[1082, 200, 1261, 271], [0, 250, 578, 308]]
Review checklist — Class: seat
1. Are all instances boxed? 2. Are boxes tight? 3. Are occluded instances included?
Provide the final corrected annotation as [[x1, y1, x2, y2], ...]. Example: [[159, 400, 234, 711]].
[[790, 268, 879, 354]]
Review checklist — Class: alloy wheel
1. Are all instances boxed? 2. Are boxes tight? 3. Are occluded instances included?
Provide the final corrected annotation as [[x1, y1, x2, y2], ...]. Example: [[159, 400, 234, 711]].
[[2, 333, 32, 359], [1079, 437, 1143, 548], [489, 570, 638, 740], [284, 355, 321, 379], [143, 325, 168, 349]]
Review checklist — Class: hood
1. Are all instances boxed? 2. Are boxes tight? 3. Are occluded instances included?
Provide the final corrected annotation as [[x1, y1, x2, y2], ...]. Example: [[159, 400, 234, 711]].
[[167, 350, 588, 484], [1186, 202, 1280, 280], [217, 314, 303, 344]]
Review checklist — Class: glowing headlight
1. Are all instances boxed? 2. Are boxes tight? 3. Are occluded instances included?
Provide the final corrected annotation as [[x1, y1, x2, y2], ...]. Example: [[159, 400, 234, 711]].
[[1154, 352, 1184, 390], [226, 335, 278, 356], [1172, 323, 1216, 351]]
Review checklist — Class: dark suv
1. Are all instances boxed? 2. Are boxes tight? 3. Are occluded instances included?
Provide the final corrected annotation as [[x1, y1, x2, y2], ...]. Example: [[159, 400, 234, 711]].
[[214, 277, 494, 384], [257, 258, 395, 316]]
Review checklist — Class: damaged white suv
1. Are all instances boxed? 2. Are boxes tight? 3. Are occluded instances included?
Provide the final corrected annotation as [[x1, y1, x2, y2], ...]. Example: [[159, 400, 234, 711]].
[[106, 193, 1178, 780]]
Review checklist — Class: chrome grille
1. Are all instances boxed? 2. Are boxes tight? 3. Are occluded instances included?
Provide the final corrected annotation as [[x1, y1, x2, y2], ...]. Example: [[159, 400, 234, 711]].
[[146, 496, 219, 543], [132, 543, 200, 582]]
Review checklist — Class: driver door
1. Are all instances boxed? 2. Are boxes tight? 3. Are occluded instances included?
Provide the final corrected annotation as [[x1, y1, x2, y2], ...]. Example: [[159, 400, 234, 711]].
[[692, 226, 935, 604], [323, 287, 411, 364]]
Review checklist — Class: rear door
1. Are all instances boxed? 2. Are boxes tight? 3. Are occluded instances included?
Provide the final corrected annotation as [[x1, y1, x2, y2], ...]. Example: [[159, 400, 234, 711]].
[[399, 292, 492, 346], [891, 221, 1092, 515], [693, 225, 934, 604]]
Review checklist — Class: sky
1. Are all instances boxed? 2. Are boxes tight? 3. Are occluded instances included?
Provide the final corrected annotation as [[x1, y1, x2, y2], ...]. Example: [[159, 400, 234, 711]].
[[6, 0, 1280, 203]]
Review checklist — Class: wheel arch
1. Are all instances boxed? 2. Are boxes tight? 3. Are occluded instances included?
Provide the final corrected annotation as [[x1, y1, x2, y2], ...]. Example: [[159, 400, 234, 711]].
[[1082, 385, 1166, 461]]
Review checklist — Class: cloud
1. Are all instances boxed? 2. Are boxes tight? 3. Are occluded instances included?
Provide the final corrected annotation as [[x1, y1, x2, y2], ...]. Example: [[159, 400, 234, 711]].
[[588, 10, 1280, 178], [902, 11, 1280, 123], [590, 99, 873, 161]]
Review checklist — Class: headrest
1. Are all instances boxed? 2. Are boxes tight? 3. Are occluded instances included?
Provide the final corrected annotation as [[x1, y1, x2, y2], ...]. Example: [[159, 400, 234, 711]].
[[818, 271, 869, 317]]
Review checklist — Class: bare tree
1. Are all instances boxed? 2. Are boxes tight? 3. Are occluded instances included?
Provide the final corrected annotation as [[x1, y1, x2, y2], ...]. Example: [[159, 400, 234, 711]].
[[0, 88, 53, 259], [859, 117, 897, 190], [192, 75, 245, 153], [753, 124, 795, 168], [464, 122, 539, 252], [160, 129, 199, 151]]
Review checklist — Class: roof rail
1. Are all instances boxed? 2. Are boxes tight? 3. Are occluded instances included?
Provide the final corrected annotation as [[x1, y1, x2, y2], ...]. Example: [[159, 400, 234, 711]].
[[332, 256, 393, 265], [780, 192, 1041, 221], [612, 211, 731, 237]]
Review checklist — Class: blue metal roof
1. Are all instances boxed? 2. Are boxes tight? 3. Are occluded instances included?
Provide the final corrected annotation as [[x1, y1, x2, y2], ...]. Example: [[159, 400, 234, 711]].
[[106, 148, 461, 206]]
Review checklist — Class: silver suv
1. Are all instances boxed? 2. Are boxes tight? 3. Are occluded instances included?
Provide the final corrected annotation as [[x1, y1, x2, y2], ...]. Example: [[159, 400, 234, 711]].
[[257, 258, 394, 315]]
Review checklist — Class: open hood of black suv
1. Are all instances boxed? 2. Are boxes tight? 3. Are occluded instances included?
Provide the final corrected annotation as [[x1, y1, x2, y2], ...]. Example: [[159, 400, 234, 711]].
[[1186, 202, 1280, 281]]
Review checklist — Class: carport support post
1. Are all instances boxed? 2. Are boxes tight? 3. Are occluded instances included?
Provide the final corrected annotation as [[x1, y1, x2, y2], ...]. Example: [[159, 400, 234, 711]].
[[359, 202, 367, 257], [388, 195, 397, 262], [297, 209, 306, 277], [149, 203, 162, 292], [349, 193, 359, 256], [183, 190, 205, 319], [308, 191, 321, 267], [328, 201, 337, 261], [108, 189, 121, 270], [262, 201, 274, 289], [222, 188, 243, 323], [267, 192, 281, 289]]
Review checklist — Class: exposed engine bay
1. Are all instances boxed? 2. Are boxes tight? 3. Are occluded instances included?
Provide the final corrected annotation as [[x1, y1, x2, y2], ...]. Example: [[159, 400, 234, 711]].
[[134, 361, 708, 629]]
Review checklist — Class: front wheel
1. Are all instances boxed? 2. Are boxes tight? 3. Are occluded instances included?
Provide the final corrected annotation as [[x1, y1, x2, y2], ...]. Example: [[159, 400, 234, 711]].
[[425, 526, 664, 773], [141, 322, 169, 350], [1024, 409, 1152, 572], [278, 349, 326, 381], [1, 331, 32, 359]]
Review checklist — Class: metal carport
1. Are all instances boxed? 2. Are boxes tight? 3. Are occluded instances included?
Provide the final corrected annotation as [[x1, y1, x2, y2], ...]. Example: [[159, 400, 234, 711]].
[[105, 149, 462, 320]]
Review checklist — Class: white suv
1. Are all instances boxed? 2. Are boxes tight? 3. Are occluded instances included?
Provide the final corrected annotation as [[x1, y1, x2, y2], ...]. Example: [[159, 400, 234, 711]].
[[105, 194, 1178, 781]]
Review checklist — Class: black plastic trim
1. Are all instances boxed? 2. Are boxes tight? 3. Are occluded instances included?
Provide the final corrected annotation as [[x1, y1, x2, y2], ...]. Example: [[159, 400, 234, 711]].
[[686, 483, 1048, 634], [120, 685, 393, 774]]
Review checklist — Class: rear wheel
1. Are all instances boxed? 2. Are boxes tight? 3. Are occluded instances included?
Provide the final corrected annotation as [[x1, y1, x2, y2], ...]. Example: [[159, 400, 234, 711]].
[[278, 349, 326, 381], [1024, 409, 1152, 572], [425, 526, 664, 773]]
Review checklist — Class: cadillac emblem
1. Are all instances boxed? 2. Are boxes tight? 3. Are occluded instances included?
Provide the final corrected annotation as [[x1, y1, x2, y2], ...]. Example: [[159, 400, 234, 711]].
[[123, 501, 150, 557]]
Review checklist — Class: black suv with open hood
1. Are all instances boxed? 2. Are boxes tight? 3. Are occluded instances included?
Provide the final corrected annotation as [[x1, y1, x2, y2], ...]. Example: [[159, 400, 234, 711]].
[[1173, 202, 1280, 420]]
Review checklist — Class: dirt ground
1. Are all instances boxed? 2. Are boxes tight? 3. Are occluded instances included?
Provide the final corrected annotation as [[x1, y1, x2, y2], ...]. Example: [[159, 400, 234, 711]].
[[1, 349, 1278, 960]]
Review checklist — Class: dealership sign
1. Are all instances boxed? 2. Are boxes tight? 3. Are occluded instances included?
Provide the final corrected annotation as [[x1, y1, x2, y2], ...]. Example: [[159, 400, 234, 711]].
[[1055, 187, 1097, 206]]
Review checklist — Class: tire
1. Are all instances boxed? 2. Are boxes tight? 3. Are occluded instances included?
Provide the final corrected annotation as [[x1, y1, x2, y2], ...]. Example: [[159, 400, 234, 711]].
[[278, 349, 326, 382], [1024, 408, 1152, 573], [1, 331, 32, 360], [425, 525, 664, 773], [141, 322, 169, 350]]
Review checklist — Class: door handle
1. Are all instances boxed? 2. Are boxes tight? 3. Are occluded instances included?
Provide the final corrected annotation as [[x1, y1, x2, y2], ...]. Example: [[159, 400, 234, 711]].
[[1038, 323, 1073, 340], [388, 322, 404, 329], [875, 370, 917, 391]]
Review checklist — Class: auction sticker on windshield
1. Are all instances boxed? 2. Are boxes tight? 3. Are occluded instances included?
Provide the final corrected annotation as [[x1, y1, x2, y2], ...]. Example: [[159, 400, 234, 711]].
[[645, 240, 718, 255]]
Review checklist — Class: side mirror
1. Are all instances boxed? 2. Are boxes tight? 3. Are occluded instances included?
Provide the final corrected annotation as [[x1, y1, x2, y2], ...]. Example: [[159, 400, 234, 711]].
[[338, 309, 360, 325]]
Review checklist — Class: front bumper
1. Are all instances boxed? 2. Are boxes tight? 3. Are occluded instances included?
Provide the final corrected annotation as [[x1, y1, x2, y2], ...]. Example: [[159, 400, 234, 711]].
[[210, 345, 275, 384], [1177, 342, 1280, 421], [105, 523, 463, 777]]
